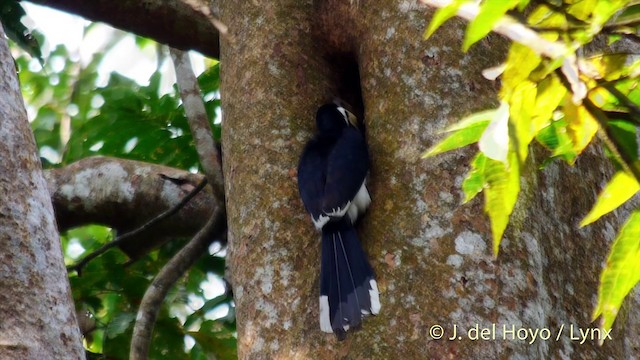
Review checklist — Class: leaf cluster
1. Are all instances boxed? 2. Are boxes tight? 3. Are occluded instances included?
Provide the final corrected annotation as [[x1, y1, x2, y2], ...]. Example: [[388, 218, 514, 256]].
[[424, 0, 640, 337]]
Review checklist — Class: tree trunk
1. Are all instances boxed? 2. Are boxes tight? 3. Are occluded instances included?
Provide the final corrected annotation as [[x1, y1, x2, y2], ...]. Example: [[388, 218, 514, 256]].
[[0, 23, 85, 359], [219, 1, 639, 359], [2, 1, 639, 358]]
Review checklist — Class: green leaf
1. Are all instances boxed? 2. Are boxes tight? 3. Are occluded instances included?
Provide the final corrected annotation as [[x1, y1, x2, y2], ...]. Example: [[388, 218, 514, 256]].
[[422, 110, 495, 158], [617, 2, 640, 20], [463, 0, 520, 51], [608, 119, 639, 163], [189, 320, 237, 359], [592, 0, 632, 28], [528, 3, 567, 29], [484, 152, 520, 255], [424, 0, 466, 39], [105, 312, 136, 339], [184, 295, 229, 329], [593, 210, 640, 334], [461, 152, 521, 255], [0, 0, 44, 65], [517, 0, 531, 12], [567, 0, 598, 22], [532, 75, 566, 130], [508, 81, 537, 162], [198, 63, 221, 94], [462, 152, 487, 203], [590, 54, 628, 81], [580, 170, 640, 226], [536, 118, 578, 163]]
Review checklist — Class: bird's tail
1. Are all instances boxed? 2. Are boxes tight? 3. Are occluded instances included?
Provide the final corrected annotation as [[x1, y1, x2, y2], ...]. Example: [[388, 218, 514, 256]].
[[319, 220, 380, 340]]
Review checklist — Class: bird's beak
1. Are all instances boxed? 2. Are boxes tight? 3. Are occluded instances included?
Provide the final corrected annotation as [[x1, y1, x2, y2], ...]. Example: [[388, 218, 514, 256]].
[[345, 109, 358, 128]]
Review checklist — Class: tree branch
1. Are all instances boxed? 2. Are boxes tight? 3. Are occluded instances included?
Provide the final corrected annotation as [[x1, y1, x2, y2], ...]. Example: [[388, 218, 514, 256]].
[[130, 48, 225, 360], [169, 49, 226, 201], [25, 0, 222, 59], [129, 211, 224, 360], [45, 156, 219, 259], [601, 82, 640, 124], [66, 177, 208, 275]]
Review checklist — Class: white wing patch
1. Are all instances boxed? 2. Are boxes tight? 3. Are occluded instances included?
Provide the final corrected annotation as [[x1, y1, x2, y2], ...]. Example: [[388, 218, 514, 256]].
[[324, 202, 351, 218], [347, 181, 371, 223], [353, 182, 371, 215], [312, 214, 330, 230], [369, 279, 381, 315], [319, 296, 333, 333], [319, 181, 371, 228]]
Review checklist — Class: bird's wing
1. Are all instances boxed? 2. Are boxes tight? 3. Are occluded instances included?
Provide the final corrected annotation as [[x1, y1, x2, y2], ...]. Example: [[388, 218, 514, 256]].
[[297, 138, 328, 222], [321, 128, 369, 216]]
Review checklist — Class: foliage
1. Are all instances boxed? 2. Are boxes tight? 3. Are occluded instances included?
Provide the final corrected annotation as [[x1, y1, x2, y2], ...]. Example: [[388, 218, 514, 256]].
[[423, 0, 640, 337], [0, 0, 42, 64], [11, 20, 234, 359]]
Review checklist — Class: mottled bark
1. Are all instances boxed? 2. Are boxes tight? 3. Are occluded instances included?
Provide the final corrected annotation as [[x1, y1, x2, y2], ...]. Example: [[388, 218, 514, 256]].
[[219, 1, 336, 358], [0, 23, 85, 359], [44, 157, 217, 259], [220, 1, 638, 359], [26, 0, 220, 58]]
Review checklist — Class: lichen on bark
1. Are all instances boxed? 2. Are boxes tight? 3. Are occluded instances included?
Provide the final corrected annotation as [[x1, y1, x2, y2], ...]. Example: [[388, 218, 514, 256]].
[[0, 22, 85, 359]]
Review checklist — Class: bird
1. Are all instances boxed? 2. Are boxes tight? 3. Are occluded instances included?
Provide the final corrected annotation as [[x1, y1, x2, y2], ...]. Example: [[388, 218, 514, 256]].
[[297, 102, 380, 340]]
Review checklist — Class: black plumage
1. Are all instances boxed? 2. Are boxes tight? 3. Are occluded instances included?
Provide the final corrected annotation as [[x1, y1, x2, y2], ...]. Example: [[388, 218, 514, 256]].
[[297, 103, 380, 339]]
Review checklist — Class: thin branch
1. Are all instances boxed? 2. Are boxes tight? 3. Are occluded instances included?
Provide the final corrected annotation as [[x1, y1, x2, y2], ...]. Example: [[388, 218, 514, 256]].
[[26, 0, 222, 58], [556, 69, 640, 183], [585, 98, 640, 180], [618, 33, 640, 45], [603, 18, 640, 31], [169, 49, 226, 202], [603, 110, 640, 126], [67, 177, 208, 275], [129, 211, 223, 360], [600, 83, 640, 124], [130, 48, 226, 360], [421, 0, 587, 102], [534, 0, 587, 26], [421, 0, 568, 58]]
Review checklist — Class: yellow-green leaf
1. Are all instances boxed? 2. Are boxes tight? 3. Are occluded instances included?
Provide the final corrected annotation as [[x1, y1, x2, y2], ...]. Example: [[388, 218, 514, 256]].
[[532, 75, 566, 131], [422, 122, 490, 158], [580, 170, 640, 226], [445, 109, 497, 132], [592, 0, 631, 28], [528, 3, 567, 29], [567, 0, 598, 22], [508, 81, 537, 162], [463, 0, 520, 51], [563, 97, 599, 155], [501, 44, 542, 98], [593, 210, 640, 336], [484, 152, 520, 255], [588, 54, 628, 81], [424, 0, 467, 39], [462, 152, 487, 203], [536, 118, 578, 164], [422, 110, 496, 158]]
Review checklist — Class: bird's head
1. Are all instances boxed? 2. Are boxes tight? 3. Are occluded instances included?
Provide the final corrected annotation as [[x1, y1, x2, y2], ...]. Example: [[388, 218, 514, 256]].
[[316, 103, 358, 135]]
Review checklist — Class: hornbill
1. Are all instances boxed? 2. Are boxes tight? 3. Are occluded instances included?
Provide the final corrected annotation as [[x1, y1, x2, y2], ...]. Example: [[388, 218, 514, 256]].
[[297, 103, 380, 340]]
